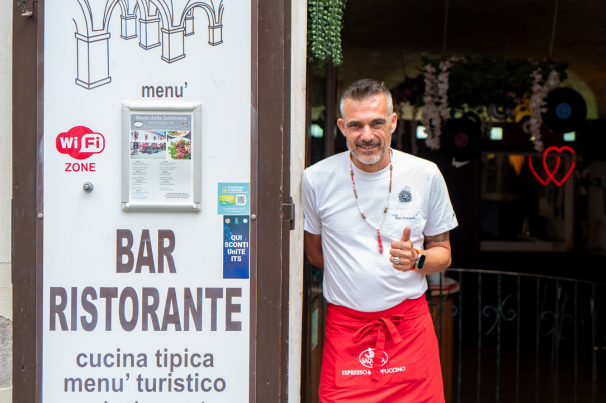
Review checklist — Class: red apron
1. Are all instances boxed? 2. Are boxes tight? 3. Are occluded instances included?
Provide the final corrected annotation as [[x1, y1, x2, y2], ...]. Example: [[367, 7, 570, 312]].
[[319, 294, 444, 403]]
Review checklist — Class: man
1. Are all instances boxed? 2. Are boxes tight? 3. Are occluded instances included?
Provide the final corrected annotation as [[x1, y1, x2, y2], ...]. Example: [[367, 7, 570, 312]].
[[302, 79, 457, 403]]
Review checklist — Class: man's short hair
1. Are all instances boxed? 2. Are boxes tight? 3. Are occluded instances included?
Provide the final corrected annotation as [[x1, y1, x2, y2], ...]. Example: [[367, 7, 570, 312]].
[[339, 79, 393, 117]]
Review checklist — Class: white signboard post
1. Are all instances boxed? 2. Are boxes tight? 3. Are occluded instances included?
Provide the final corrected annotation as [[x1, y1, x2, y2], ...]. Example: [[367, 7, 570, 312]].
[[42, 1, 255, 402]]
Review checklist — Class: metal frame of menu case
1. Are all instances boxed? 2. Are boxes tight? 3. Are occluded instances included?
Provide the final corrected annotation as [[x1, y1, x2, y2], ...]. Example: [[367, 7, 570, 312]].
[[121, 102, 202, 212]]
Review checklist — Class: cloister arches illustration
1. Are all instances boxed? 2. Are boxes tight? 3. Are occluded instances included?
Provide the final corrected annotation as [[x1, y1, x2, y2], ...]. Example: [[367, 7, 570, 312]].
[[73, 0, 225, 89]]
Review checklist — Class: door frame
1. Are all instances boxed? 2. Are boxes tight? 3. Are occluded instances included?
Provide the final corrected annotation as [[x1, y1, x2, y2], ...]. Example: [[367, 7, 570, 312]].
[[12, 0, 294, 401]]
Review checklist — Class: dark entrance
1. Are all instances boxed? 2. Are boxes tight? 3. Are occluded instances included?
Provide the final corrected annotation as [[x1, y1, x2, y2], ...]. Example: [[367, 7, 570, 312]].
[[300, 61, 342, 403], [300, 1, 606, 401]]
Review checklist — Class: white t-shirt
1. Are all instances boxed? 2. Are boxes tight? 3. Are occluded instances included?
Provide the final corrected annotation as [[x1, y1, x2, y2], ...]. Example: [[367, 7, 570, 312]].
[[302, 149, 458, 312]]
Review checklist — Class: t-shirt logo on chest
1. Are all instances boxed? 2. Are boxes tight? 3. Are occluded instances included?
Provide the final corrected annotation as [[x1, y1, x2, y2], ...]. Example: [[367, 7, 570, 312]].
[[398, 186, 412, 203]]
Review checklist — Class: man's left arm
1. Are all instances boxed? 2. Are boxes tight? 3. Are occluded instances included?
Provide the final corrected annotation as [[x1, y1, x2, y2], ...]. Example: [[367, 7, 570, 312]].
[[417, 167, 456, 274], [419, 231, 451, 274], [389, 229, 451, 274]]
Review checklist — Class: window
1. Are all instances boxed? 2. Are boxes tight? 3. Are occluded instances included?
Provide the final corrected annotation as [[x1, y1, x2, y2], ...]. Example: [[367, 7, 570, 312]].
[[480, 153, 573, 251]]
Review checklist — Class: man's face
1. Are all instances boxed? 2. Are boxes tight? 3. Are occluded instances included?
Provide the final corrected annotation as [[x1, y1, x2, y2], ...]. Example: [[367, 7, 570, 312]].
[[337, 94, 397, 166]]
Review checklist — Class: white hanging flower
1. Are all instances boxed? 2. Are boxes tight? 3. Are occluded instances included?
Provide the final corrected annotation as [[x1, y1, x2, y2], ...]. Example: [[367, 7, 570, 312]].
[[421, 59, 459, 150], [528, 68, 560, 152], [438, 60, 452, 121]]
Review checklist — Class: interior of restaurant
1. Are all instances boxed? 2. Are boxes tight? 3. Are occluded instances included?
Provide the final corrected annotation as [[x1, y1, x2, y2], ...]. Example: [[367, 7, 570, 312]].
[[301, 1, 606, 401]]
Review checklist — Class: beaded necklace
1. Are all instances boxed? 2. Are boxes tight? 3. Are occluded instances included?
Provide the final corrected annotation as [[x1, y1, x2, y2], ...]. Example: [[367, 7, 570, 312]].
[[349, 150, 393, 254]]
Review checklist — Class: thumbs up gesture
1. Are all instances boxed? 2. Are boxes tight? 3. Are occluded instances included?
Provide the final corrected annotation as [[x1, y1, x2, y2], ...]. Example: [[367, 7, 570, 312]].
[[390, 226, 417, 272]]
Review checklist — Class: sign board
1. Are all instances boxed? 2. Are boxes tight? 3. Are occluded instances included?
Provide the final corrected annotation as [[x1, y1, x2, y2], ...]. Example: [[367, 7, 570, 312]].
[[41, 1, 256, 402]]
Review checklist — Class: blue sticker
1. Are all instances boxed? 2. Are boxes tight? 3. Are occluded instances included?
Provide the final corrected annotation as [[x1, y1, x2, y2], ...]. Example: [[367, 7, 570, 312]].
[[218, 183, 250, 215], [223, 215, 250, 279]]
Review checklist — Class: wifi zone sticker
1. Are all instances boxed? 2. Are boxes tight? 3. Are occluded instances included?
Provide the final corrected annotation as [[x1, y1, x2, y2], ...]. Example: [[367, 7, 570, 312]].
[[56, 126, 105, 160]]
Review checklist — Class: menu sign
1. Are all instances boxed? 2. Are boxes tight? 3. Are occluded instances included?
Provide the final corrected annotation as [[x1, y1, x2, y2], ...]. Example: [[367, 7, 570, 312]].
[[129, 113, 193, 204], [122, 104, 202, 212]]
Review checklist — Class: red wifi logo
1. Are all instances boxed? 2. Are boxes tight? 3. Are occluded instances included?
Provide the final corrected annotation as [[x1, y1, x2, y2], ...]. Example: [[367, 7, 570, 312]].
[[56, 126, 105, 160]]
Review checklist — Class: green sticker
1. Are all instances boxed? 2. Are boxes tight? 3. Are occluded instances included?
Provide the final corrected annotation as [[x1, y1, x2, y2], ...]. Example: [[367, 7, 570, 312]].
[[218, 183, 250, 215]]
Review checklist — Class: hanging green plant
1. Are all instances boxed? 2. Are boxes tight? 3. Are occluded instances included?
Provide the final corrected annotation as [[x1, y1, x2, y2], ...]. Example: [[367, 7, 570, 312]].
[[307, 0, 347, 66]]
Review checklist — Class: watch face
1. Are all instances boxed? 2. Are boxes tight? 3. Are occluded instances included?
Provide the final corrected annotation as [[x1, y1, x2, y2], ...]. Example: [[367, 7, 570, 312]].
[[417, 254, 426, 270]]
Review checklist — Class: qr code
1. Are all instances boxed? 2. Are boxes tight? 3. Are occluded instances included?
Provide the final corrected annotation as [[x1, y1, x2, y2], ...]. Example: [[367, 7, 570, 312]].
[[236, 195, 247, 205]]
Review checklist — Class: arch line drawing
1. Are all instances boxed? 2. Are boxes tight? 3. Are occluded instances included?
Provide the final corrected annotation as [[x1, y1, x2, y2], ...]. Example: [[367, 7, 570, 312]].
[[73, 0, 225, 90]]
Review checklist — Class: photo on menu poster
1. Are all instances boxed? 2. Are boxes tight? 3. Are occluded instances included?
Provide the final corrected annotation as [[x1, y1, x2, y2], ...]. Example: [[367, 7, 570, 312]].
[[169, 137, 192, 160], [130, 141, 167, 159], [130, 130, 168, 160]]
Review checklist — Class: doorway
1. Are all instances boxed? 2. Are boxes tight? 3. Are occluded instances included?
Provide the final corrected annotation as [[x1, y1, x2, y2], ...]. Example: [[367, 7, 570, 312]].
[[300, 60, 341, 403]]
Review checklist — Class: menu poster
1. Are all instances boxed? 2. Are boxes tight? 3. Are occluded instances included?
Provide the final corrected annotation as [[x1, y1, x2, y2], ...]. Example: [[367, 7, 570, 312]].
[[129, 113, 194, 205]]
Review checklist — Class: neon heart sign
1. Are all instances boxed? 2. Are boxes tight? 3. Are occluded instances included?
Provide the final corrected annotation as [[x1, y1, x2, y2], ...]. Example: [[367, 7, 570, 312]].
[[528, 146, 575, 187]]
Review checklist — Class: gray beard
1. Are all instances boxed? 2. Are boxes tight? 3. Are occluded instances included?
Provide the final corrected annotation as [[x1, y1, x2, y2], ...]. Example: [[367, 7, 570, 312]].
[[347, 142, 389, 165]]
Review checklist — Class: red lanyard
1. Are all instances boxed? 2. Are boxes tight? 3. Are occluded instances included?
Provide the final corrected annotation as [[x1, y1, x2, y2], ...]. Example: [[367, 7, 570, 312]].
[[349, 151, 393, 254]]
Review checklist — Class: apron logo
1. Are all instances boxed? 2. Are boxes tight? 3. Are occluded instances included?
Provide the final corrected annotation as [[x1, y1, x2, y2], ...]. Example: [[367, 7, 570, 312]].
[[398, 186, 412, 203], [359, 348, 388, 368]]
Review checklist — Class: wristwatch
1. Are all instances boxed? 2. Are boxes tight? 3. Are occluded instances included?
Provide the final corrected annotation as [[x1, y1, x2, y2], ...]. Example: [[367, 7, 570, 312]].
[[413, 248, 426, 271]]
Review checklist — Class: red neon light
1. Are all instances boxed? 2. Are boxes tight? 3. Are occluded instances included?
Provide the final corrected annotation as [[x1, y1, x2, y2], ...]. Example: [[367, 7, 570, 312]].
[[528, 146, 575, 187]]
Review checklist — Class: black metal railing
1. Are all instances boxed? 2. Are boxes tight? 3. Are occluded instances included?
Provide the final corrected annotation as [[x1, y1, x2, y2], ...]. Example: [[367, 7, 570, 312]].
[[428, 269, 605, 403]]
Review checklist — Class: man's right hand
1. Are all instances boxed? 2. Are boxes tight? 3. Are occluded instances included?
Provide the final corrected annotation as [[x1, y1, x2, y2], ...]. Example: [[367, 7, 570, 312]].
[[389, 226, 417, 272], [304, 231, 324, 268]]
